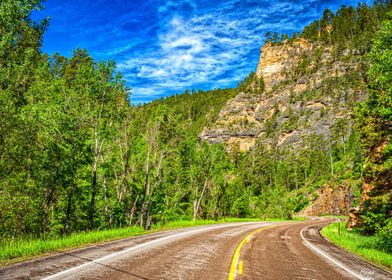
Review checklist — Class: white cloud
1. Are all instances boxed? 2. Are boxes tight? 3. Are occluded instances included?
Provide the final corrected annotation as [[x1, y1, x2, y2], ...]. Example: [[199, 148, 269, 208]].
[[41, 0, 374, 102], [115, 0, 372, 102], [119, 9, 262, 97]]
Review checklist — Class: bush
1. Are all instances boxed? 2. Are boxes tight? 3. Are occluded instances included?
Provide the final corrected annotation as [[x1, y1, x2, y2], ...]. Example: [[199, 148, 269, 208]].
[[361, 194, 390, 234], [376, 218, 392, 253]]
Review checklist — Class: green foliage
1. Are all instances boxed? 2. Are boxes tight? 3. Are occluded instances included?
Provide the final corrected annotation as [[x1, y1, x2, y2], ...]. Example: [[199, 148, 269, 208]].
[[237, 71, 265, 94], [367, 13, 392, 122], [302, 20, 320, 42], [299, 1, 392, 51], [306, 11, 390, 267], [295, 52, 311, 76], [322, 221, 392, 269], [376, 218, 392, 253], [361, 194, 391, 234], [270, 1, 392, 48], [355, 11, 392, 240]]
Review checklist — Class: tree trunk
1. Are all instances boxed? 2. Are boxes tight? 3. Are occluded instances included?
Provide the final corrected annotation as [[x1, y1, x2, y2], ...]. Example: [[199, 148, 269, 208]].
[[140, 145, 151, 228], [103, 176, 111, 226], [88, 166, 97, 230], [144, 152, 164, 230], [193, 199, 198, 222], [89, 125, 103, 230], [304, 168, 307, 186], [329, 138, 334, 177], [193, 178, 209, 222], [145, 196, 153, 230], [129, 195, 138, 226], [64, 189, 73, 234], [192, 177, 199, 222]]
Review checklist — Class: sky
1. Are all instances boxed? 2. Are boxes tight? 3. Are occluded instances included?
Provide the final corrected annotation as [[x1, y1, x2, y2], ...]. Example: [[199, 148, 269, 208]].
[[34, 0, 372, 104]]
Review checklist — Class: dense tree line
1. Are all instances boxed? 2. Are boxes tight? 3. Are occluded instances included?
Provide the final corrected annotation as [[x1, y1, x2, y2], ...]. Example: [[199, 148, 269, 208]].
[[0, 0, 240, 238], [301, 1, 392, 51], [0, 0, 133, 236], [267, 1, 392, 52], [0, 0, 390, 255], [356, 12, 392, 252]]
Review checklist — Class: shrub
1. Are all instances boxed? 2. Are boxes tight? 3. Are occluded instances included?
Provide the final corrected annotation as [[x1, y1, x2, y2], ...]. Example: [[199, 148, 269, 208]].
[[376, 218, 392, 253]]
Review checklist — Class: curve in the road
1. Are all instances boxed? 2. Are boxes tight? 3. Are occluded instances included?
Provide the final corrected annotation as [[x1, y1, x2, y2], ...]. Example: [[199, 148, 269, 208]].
[[229, 219, 391, 280], [0, 222, 273, 280], [1, 219, 391, 280], [300, 225, 364, 280]]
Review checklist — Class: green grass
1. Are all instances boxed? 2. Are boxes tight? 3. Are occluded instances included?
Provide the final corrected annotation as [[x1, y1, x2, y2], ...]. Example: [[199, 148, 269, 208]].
[[0, 217, 301, 267], [0, 226, 146, 267], [321, 221, 392, 270]]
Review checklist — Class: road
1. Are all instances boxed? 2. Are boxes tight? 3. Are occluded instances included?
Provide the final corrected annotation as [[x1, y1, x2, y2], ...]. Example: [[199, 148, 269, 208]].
[[1, 219, 391, 280]]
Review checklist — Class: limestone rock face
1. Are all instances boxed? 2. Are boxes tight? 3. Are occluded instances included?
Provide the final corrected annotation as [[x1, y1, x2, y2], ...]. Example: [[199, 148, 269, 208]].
[[200, 39, 366, 151], [256, 39, 313, 90], [200, 92, 260, 151]]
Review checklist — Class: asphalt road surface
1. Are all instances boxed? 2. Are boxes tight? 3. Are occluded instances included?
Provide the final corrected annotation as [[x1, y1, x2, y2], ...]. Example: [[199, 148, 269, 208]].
[[1, 219, 391, 280]]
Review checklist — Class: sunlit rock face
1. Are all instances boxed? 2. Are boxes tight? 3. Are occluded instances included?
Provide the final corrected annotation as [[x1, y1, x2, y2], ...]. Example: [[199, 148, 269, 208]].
[[256, 39, 313, 90], [200, 39, 366, 152]]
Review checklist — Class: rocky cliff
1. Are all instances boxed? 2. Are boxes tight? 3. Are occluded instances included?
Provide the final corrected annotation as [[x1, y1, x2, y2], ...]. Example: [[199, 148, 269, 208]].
[[200, 39, 367, 152]]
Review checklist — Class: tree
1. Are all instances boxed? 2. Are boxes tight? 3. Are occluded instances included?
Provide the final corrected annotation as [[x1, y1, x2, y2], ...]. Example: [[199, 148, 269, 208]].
[[0, 0, 48, 238], [320, 9, 334, 42], [271, 32, 279, 43], [302, 20, 320, 41], [355, 12, 392, 240], [265, 31, 271, 43]]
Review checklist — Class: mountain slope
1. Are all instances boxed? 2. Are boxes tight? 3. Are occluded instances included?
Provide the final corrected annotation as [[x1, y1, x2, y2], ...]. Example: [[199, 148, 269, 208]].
[[201, 39, 367, 152]]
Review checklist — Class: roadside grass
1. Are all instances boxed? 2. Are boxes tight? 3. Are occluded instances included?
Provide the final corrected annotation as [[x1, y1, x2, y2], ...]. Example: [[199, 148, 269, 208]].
[[321, 221, 392, 270], [0, 217, 301, 267], [0, 226, 145, 267]]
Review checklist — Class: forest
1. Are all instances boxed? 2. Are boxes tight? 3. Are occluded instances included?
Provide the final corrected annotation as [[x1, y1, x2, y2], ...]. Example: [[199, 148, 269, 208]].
[[0, 0, 390, 254]]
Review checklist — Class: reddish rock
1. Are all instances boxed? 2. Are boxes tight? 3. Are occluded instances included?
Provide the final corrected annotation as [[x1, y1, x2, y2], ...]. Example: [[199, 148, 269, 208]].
[[300, 183, 355, 216]]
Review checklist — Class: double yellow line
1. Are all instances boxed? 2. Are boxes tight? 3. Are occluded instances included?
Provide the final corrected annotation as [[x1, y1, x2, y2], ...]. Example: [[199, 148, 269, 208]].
[[228, 226, 273, 280]]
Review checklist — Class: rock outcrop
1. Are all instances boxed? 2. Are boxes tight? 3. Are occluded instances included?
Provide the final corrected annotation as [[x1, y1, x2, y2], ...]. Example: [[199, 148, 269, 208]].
[[200, 39, 366, 151], [300, 183, 356, 216], [256, 39, 313, 90]]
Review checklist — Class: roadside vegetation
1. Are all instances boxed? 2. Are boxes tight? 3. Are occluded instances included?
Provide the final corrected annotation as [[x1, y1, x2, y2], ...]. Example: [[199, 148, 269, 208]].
[[322, 221, 392, 270], [0, 217, 302, 267]]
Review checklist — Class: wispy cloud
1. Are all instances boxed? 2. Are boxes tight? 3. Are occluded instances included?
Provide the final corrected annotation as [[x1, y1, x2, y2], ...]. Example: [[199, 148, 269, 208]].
[[35, 0, 373, 104]]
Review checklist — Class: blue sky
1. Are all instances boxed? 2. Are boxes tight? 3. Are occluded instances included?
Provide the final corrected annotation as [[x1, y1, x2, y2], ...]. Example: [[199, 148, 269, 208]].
[[34, 0, 372, 103]]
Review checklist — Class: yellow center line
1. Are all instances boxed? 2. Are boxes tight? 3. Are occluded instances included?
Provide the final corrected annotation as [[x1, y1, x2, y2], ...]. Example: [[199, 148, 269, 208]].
[[228, 226, 274, 280], [238, 261, 243, 275]]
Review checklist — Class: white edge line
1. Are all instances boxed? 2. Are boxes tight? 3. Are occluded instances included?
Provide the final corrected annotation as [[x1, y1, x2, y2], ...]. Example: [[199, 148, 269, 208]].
[[43, 222, 266, 280], [300, 226, 366, 280]]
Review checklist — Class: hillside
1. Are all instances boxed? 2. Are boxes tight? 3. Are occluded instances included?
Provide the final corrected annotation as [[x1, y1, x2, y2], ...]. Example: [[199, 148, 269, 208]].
[[200, 3, 391, 228], [201, 39, 367, 151]]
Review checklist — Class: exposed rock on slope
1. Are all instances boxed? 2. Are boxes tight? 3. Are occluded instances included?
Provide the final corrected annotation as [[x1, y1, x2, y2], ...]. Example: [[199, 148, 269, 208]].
[[256, 38, 313, 89], [300, 183, 355, 216], [200, 39, 367, 151]]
